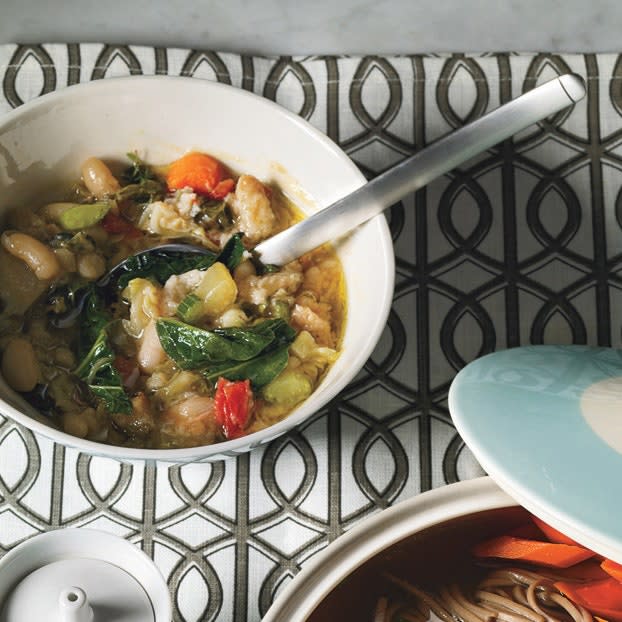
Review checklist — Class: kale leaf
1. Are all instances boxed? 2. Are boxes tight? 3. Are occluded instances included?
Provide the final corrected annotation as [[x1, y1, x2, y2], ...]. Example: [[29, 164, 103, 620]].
[[155, 318, 296, 388], [118, 153, 166, 205], [123, 152, 159, 184], [115, 250, 218, 289], [114, 233, 245, 289], [202, 344, 290, 388], [116, 179, 166, 204], [79, 287, 111, 356], [74, 326, 132, 415], [51, 282, 129, 414], [217, 233, 245, 271], [156, 318, 293, 368]]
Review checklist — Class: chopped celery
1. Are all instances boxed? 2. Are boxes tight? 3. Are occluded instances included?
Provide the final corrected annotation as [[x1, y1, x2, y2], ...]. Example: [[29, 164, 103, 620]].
[[262, 370, 313, 407], [177, 293, 204, 323], [290, 330, 317, 359], [194, 261, 237, 317], [56, 201, 112, 230], [175, 262, 238, 323], [269, 298, 290, 320]]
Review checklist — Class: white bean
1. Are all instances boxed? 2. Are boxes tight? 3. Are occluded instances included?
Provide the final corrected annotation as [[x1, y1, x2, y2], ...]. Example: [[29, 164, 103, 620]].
[[168, 395, 214, 420], [1, 338, 40, 392], [81, 157, 121, 197], [138, 319, 166, 373], [62, 412, 88, 438], [234, 259, 256, 281], [217, 307, 248, 328], [54, 347, 76, 368], [83, 225, 109, 245], [1, 231, 61, 280], [53, 247, 77, 272], [77, 252, 106, 280]]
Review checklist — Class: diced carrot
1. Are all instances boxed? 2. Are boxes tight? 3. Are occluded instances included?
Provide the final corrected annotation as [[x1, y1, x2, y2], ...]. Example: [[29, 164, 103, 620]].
[[602, 559, 622, 583], [472, 535, 594, 568], [531, 515, 580, 546], [555, 577, 622, 622], [166, 152, 234, 198]]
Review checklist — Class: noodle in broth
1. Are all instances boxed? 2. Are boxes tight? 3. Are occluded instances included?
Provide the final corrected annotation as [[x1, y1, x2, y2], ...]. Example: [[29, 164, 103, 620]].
[[376, 568, 594, 622]]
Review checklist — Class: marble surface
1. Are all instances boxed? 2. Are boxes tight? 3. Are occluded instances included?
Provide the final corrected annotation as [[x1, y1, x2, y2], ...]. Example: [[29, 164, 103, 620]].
[[2, 0, 622, 55]]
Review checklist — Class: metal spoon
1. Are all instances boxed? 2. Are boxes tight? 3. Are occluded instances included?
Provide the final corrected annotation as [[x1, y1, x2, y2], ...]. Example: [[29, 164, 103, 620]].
[[254, 73, 586, 266], [51, 73, 585, 327]]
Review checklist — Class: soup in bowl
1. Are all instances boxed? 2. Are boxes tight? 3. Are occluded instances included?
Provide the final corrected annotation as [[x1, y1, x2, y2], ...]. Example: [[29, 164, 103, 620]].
[[0, 76, 394, 462]]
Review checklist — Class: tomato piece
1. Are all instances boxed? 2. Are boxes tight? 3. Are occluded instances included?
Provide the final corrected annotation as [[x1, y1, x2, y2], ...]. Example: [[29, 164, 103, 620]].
[[113, 355, 138, 388], [214, 378, 254, 439], [102, 212, 142, 238], [167, 151, 234, 199], [210, 178, 235, 199]]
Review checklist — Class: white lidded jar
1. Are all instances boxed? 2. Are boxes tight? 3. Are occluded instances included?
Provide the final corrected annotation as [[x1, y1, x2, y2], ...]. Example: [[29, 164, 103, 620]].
[[0, 528, 171, 621]]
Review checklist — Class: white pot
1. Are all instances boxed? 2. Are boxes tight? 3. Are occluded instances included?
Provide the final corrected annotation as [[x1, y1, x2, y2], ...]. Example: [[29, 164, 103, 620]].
[[263, 477, 518, 621], [0, 76, 394, 462]]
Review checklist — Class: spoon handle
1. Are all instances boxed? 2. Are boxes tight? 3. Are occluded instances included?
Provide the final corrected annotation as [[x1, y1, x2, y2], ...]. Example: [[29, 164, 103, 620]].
[[255, 73, 586, 266]]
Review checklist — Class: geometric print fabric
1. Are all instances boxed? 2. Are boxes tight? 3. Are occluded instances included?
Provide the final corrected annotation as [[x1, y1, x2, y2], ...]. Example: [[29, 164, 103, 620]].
[[0, 44, 619, 620]]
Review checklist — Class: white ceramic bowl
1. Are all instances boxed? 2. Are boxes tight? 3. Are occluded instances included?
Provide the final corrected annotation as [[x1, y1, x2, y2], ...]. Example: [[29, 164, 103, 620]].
[[263, 477, 519, 621], [0, 76, 394, 462]]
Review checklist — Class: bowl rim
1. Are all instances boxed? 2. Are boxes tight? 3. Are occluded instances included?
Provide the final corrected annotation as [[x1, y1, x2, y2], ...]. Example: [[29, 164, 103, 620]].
[[263, 476, 515, 621], [0, 75, 395, 461]]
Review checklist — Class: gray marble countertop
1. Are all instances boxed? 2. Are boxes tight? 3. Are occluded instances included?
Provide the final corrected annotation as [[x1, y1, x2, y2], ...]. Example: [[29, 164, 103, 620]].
[[2, 0, 622, 55]]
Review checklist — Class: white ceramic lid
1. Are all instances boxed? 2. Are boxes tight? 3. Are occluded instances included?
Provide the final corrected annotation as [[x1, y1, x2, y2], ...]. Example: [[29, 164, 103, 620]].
[[449, 344, 622, 563], [0, 528, 171, 622]]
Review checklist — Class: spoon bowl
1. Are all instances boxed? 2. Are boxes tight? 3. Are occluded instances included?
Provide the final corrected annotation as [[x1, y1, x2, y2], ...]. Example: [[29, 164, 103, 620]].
[[49, 243, 215, 328]]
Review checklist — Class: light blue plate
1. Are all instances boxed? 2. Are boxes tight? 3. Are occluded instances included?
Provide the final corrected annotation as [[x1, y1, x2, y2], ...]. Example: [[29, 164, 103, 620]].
[[449, 345, 622, 562]]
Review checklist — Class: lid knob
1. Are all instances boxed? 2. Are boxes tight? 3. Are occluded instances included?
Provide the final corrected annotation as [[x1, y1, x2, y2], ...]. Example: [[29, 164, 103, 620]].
[[58, 587, 93, 622]]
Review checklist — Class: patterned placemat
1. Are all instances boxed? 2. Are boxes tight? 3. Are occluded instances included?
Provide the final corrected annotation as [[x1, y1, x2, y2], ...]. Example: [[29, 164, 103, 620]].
[[0, 45, 620, 621]]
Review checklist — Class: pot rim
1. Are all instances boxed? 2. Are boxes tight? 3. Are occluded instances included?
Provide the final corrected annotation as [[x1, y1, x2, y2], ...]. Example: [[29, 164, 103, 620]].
[[263, 476, 515, 621]]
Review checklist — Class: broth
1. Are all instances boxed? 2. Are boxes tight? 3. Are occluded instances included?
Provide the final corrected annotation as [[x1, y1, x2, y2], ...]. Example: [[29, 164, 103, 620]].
[[308, 508, 530, 621]]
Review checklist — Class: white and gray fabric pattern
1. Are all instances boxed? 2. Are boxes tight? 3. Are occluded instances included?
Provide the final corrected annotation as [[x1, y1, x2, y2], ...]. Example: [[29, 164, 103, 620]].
[[0, 45, 620, 621]]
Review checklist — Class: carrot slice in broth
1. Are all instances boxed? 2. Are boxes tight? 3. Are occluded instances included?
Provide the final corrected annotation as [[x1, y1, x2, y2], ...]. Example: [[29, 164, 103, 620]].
[[472, 535, 594, 568], [531, 515, 580, 546], [601, 559, 622, 583], [555, 577, 622, 622]]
